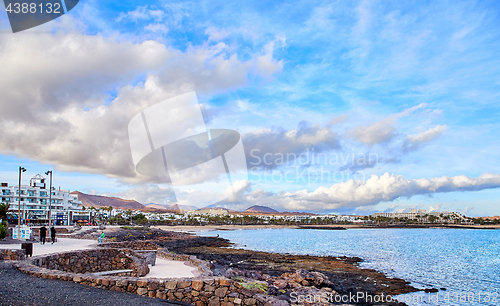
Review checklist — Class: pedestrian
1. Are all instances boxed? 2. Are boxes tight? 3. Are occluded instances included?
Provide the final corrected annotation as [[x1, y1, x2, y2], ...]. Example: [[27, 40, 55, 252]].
[[39, 226, 47, 245], [98, 231, 105, 244], [50, 226, 56, 244]]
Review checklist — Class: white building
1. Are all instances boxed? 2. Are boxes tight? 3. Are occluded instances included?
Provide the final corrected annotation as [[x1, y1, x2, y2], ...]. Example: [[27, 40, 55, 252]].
[[372, 210, 466, 223], [185, 208, 229, 216], [1, 174, 90, 225]]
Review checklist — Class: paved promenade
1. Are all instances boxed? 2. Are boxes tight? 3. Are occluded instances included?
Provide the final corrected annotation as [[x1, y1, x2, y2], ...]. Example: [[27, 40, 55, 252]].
[[1, 237, 198, 278]]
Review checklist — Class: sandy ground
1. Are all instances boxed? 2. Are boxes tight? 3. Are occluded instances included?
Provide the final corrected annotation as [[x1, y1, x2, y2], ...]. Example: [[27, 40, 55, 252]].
[[0, 237, 197, 278], [143, 258, 198, 278]]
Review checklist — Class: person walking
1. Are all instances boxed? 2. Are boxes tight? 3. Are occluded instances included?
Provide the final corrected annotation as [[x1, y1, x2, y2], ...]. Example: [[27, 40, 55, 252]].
[[50, 226, 56, 244], [98, 231, 105, 244], [39, 226, 47, 245]]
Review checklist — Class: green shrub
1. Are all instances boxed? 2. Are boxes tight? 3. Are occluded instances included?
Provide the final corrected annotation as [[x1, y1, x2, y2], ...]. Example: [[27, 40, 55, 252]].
[[0, 224, 7, 240], [241, 282, 267, 293]]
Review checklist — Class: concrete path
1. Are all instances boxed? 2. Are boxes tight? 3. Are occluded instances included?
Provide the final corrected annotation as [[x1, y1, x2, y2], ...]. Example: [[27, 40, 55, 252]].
[[144, 258, 198, 278], [0, 237, 97, 256], [1, 238, 198, 278]]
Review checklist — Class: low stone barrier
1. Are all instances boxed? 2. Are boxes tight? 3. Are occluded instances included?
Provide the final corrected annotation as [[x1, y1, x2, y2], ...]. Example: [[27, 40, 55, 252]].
[[14, 248, 282, 306], [0, 249, 25, 261], [31, 248, 149, 277], [15, 261, 272, 306]]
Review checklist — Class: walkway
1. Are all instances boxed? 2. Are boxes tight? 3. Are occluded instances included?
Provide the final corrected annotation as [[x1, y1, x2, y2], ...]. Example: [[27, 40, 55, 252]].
[[1, 238, 198, 278]]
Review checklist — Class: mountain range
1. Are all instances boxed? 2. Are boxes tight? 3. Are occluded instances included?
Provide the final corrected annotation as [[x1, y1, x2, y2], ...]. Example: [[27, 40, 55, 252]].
[[243, 205, 279, 214], [72, 191, 284, 214], [71, 191, 145, 210]]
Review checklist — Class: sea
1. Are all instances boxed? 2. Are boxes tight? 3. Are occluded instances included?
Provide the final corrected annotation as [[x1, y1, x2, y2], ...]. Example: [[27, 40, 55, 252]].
[[199, 228, 500, 306]]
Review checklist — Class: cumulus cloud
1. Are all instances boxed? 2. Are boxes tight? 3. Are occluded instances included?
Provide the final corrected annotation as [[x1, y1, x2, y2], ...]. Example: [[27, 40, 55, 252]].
[[243, 121, 340, 170], [0, 30, 283, 181], [223, 173, 500, 212], [403, 125, 448, 152], [348, 103, 426, 145]]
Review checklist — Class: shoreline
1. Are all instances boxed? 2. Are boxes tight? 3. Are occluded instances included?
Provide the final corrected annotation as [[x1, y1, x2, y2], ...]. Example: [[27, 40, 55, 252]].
[[8, 226, 437, 305], [153, 223, 500, 232], [156, 229, 426, 305]]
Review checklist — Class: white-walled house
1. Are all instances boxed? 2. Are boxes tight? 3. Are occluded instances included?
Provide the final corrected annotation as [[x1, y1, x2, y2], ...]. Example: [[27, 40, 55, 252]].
[[1, 174, 90, 225]]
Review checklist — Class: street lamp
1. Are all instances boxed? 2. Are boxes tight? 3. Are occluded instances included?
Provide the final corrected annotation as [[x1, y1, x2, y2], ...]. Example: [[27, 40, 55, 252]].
[[17, 166, 26, 238], [45, 171, 53, 226]]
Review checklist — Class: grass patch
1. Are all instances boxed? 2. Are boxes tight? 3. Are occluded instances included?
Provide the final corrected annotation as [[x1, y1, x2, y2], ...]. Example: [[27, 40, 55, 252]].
[[232, 277, 245, 283], [120, 226, 146, 230], [241, 282, 267, 293]]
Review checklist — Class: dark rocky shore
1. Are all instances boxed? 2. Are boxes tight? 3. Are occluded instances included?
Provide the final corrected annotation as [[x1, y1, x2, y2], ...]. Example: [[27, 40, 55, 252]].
[[99, 227, 434, 306]]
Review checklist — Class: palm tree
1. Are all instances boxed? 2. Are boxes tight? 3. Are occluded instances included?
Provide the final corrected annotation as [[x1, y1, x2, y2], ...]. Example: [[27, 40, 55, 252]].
[[0, 202, 10, 225]]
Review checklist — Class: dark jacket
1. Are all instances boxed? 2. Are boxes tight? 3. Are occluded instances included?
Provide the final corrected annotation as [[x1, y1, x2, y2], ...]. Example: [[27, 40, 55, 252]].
[[50, 227, 56, 237], [40, 226, 47, 237]]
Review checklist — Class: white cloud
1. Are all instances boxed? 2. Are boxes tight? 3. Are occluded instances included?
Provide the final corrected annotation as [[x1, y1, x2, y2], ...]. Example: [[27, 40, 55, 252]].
[[116, 6, 164, 22], [0, 31, 283, 181], [145, 23, 168, 33], [406, 125, 448, 144], [243, 122, 340, 170], [349, 120, 397, 144], [224, 172, 500, 212], [205, 27, 232, 41], [429, 203, 442, 212], [348, 103, 426, 145]]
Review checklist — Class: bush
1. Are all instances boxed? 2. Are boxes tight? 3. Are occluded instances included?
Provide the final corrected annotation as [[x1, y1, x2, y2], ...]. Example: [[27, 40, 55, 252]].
[[0, 224, 7, 240]]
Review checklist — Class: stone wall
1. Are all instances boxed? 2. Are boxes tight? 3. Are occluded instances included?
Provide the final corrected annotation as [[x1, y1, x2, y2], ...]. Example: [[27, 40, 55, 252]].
[[0, 249, 25, 261], [32, 248, 149, 277], [14, 250, 282, 306], [98, 240, 160, 250]]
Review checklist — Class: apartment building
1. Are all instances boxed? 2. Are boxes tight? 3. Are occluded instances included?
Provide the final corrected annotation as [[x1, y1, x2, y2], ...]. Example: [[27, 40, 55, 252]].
[[1, 174, 91, 225], [372, 210, 467, 223]]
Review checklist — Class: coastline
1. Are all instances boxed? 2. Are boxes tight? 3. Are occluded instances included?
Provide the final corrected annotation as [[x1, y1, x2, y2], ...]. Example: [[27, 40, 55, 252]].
[[7, 226, 442, 305], [156, 230, 425, 305], [153, 223, 500, 232]]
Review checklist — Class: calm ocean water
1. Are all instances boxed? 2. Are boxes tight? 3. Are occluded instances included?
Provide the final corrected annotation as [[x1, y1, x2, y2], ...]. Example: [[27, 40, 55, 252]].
[[199, 228, 500, 306]]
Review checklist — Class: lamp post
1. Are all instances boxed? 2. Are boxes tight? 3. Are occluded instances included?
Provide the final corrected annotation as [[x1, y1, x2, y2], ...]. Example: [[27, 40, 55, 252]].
[[45, 171, 53, 226], [17, 166, 26, 238]]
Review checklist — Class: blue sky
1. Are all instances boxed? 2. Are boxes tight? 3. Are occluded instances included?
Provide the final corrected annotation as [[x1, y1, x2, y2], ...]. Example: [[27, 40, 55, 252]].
[[1, 0, 500, 216]]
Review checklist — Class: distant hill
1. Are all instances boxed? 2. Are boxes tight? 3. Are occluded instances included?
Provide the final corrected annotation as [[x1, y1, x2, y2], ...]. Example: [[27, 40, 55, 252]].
[[144, 203, 199, 212], [144, 203, 170, 210], [243, 205, 279, 214], [71, 191, 145, 210], [483, 216, 500, 220]]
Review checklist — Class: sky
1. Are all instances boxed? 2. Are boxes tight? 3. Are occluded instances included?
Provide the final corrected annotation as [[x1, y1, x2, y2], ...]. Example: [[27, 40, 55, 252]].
[[1, 0, 500, 216]]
